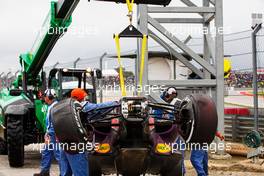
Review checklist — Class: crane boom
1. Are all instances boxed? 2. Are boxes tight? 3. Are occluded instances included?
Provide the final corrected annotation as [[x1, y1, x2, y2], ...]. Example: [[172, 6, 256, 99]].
[[17, 0, 171, 86], [19, 0, 80, 81]]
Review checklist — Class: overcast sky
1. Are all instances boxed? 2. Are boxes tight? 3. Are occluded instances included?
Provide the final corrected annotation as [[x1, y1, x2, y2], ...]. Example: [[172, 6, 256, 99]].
[[0, 0, 263, 73]]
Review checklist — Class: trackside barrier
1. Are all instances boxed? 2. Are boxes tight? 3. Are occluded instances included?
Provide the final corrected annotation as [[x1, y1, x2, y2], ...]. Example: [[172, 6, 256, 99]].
[[224, 108, 264, 142]]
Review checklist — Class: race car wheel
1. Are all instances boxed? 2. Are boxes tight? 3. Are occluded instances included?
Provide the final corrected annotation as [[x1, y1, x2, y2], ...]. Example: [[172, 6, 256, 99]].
[[179, 94, 218, 145], [51, 98, 89, 154]]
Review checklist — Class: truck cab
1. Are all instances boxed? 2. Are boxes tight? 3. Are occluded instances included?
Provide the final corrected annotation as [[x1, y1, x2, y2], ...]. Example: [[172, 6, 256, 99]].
[[48, 68, 102, 103]]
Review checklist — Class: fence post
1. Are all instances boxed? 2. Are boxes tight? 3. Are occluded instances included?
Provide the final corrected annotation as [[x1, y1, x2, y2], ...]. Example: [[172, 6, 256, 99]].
[[73, 58, 81, 68], [53, 62, 59, 69], [99, 52, 107, 103], [252, 23, 262, 131], [15, 70, 19, 77], [0, 72, 4, 89], [5, 72, 11, 88], [232, 115, 238, 141]]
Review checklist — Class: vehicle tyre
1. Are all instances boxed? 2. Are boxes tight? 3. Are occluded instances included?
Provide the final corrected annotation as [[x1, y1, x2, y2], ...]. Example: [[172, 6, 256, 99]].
[[179, 94, 218, 145], [0, 106, 7, 155], [51, 98, 88, 154], [7, 116, 24, 167], [0, 137, 7, 155]]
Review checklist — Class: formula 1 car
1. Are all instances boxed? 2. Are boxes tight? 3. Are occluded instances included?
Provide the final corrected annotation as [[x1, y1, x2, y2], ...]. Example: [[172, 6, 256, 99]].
[[51, 95, 218, 176]]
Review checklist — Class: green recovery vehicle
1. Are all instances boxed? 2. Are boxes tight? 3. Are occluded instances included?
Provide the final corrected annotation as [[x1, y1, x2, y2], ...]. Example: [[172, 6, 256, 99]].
[[0, 0, 88, 167]]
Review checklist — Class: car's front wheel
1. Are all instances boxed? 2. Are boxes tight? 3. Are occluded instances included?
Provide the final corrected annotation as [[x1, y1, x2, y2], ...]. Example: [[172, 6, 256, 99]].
[[179, 94, 218, 145]]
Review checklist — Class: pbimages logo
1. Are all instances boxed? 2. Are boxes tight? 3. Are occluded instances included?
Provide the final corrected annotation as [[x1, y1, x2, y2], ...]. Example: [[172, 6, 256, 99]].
[[35, 25, 98, 38], [164, 26, 231, 38], [171, 140, 231, 154], [34, 142, 100, 153], [98, 83, 166, 96]]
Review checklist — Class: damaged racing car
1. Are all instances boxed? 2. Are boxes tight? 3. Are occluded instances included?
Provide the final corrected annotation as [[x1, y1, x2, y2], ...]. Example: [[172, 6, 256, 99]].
[[51, 95, 218, 176]]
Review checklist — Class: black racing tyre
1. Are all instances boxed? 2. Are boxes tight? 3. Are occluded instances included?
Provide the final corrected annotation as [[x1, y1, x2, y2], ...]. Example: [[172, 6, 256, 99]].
[[179, 94, 218, 145], [0, 137, 7, 155], [7, 116, 24, 167], [51, 98, 88, 154]]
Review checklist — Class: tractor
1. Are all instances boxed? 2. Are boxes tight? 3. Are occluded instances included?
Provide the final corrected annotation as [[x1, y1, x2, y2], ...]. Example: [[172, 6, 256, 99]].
[[0, 67, 102, 167]]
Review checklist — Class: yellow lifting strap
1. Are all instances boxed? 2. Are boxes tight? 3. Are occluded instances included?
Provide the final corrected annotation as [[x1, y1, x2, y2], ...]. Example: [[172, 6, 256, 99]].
[[126, 0, 135, 13], [138, 35, 148, 95], [114, 34, 148, 97], [114, 34, 127, 97]]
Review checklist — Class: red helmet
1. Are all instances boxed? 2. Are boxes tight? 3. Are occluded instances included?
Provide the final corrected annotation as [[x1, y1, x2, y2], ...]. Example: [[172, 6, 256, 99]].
[[71, 88, 88, 102]]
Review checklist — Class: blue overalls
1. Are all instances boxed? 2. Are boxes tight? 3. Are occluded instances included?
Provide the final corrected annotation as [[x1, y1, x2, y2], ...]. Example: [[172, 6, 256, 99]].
[[60, 101, 118, 176], [190, 149, 208, 176], [40, 101, 61, 173], [60, 151, 88, 176]]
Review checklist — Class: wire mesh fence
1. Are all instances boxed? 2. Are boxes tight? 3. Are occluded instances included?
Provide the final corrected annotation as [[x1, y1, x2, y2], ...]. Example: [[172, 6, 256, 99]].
[[0, 76, 16, 90], [1, 29, 264, 97]]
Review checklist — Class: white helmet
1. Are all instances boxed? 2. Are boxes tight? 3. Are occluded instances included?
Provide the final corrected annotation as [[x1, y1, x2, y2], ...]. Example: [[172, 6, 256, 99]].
[[167, 87, 177, 95], [44, 89, 57, 99]]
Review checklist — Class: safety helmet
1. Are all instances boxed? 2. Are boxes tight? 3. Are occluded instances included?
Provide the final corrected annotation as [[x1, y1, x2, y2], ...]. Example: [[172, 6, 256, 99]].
[[167, 87, 177, 95], [163, 87, 177, 99], [71, 88, 88, 102], [44, 89, 57, 99]]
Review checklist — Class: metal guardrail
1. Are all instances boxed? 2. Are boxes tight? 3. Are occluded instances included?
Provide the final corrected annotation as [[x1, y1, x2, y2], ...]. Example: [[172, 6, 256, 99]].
[[225, 114, 264, 142]]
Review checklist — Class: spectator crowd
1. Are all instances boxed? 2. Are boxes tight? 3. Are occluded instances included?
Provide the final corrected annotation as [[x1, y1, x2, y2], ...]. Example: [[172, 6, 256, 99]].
[[226, 71, 264, 88], [101, 76, 135, 86]]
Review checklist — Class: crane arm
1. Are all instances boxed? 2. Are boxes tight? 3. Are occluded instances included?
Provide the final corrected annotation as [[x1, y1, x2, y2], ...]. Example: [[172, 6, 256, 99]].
[[19, 0, 80, 80], [17, 0, 171, 87]]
